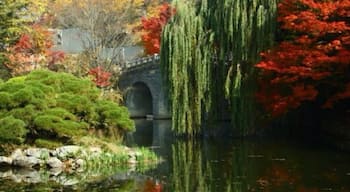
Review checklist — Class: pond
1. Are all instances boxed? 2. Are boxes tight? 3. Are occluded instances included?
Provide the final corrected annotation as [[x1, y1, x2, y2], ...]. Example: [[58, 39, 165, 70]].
[[1, 119, 350, 191]]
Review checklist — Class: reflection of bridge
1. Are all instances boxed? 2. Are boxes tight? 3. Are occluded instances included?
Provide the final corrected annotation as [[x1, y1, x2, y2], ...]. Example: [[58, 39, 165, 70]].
[[118, 54, 171, 119]]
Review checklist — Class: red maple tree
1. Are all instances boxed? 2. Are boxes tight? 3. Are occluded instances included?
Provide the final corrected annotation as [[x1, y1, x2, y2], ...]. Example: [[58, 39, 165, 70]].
[[256, 0, 350, 116], [139, 3, 174, 55], [5, 24, 65, 76], [88, 66, 112, 88]]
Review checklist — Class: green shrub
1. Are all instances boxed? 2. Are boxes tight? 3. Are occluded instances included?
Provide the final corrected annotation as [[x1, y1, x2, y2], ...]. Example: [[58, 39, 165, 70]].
[[0, 116, 27, 144], [34, 115, 86, 137], [0, 81, 25, 92], [96, 100, 135, 132], [44, 108, 77, 121], [6, 76, 26, 83], [102, 108, 135, 132], [34, 139, 62, 149], [0, 109, 8, 119], [11, 88, 35, 107], [8, 105, 38, 125], [0, 92, 11, 108], [0, 70, 133, 146]]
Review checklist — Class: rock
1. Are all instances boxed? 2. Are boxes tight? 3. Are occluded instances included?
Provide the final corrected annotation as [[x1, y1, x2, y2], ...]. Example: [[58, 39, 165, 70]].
[[87, 147, 102, 158], [46, 157, 63, 168], [50, 149, 57, 157], [0, 170, 13, 178], [24, 148, 50, 159], [16, 169, 41, 183], [10, 173, 22, 183], [55, 176, 79, 186], [49, 168, 62, 176], [12, 156, 42, 168], [88, 147, 102, 154], [0, 156, 13, 165], [128, 157, 137, 164], [10, 149, 23, 159], [128, 151, 142, 158], [75, 159, 84, 168], [56, 145, 82, 159]]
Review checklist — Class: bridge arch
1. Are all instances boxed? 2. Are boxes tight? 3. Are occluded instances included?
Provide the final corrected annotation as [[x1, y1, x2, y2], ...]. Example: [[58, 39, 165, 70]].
[[118, 57, 171, 119], [125, 82, 153, 118]]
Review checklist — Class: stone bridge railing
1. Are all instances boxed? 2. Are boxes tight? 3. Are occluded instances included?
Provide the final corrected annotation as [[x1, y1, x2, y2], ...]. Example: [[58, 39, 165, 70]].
[[121, 54, 160, 72]]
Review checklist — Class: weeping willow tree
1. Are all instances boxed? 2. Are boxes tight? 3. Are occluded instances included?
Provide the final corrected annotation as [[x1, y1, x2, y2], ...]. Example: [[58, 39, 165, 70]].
[[161, 0, 277, 136], [160, 1, 214, 136]]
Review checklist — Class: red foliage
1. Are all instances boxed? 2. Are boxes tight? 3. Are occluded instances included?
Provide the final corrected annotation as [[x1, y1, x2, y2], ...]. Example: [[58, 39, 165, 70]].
[[142, 179, 162, 192], [48, 50, 65, 66], [256, 0, 350, 116], [88, 66, 112, 88], [140, 3, 174, 55], [5, 24, 65, 75]]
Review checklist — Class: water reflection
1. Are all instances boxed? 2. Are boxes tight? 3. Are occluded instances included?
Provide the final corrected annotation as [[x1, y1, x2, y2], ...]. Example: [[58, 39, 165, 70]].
[[1, 119, 350, 191], [165, 139, 250, 192], [129, 120, 350, 192], [154, 138, 350, 192], [126, 119, 154, 146], [126, 119, 174, 148]]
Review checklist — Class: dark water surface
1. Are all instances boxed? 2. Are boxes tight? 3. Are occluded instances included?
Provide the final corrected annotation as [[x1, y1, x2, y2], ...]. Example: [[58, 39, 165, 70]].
[[1, 119, 350, 191]]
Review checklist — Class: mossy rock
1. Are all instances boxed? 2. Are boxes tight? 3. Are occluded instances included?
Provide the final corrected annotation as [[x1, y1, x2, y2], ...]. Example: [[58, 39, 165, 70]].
[[0, 116, 28, 144]]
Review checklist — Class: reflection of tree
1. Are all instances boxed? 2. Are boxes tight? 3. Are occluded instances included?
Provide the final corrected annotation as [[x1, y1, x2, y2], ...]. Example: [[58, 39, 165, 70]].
[[225, 141, 249, 192], [170, 140, 209, 192], [169, 140, 253, 192]]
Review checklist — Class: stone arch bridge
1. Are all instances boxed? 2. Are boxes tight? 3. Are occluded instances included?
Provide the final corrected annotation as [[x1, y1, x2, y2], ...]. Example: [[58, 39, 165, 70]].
[[118, 54, 171, 119]]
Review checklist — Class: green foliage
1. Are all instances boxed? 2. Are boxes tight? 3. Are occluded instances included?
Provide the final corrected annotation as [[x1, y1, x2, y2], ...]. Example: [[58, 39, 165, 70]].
[[34, 139, 62, 149], [0, 92, 11, 108], [34, 115, 87, 137], [96, 101, 135, 132], [44, 108, 77, 121], [6, 76, 26, 83], [0, 0, 30, 48], [161, 0, 277, 136], [0, 116, 27, 144], [56, 93, 97, 122], [11, 88, 35, 107], [0, 70, 135, 146], [8, 104, 38, 125], [161, 0, 214, 136]]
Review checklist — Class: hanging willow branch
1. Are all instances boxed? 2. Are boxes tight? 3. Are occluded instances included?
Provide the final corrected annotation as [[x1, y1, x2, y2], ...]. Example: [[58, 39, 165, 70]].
[[161, 0, 277, 136], [161, 0, 214, 136], [210, 0, 277, 135]]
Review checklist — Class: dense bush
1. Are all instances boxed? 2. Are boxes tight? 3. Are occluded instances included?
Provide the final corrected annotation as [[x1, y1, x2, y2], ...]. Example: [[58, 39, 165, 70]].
[[0, 70, 134, 145], [0, 116, 27, 144]]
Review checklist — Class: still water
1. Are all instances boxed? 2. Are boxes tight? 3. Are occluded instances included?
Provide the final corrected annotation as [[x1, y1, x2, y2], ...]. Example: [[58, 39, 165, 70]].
[[1, 119, 350, 191]]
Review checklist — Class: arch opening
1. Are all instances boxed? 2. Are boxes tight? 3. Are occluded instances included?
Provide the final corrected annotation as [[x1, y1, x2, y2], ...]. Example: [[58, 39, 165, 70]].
[[125, 82, 153, 118]]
